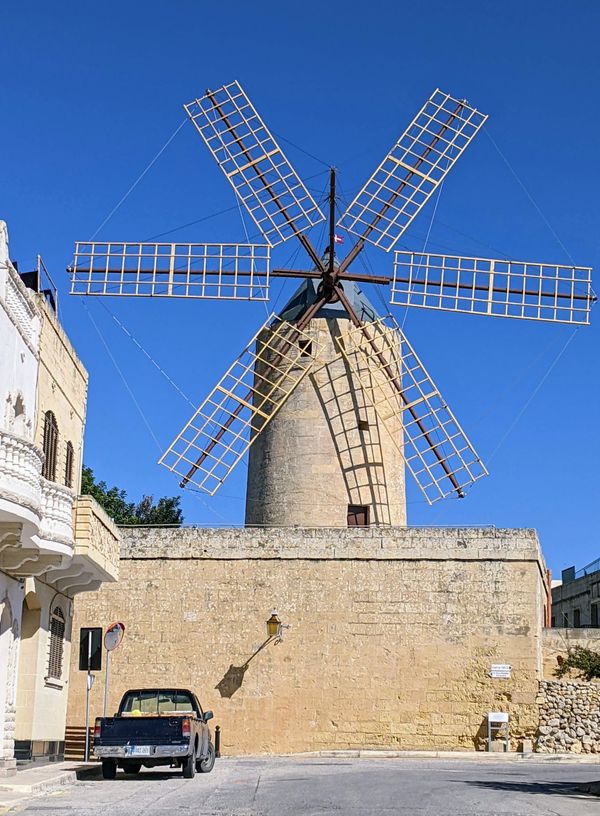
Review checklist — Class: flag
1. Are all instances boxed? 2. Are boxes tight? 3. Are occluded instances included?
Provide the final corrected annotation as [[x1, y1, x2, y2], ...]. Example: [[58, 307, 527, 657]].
[[334, 234, 344, 244]]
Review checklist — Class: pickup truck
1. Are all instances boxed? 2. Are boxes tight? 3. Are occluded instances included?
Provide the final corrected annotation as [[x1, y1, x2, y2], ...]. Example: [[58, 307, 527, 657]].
[[93, 688, 215, 779]]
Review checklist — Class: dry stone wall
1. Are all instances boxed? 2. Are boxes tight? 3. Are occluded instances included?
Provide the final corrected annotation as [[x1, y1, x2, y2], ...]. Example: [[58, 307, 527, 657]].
[[537, 680, 600, 753]]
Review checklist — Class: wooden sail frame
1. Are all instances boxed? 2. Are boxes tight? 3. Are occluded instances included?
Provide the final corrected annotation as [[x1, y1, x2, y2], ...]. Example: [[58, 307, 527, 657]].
[[159, 315, 325, 494], [337, 316, 488, 504], [392, 251, 594, 325], [69, 241, 271, 300]]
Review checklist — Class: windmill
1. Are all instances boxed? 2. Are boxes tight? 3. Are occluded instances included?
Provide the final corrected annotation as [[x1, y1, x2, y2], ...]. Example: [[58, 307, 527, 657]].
[[69, 81, 594, 523]]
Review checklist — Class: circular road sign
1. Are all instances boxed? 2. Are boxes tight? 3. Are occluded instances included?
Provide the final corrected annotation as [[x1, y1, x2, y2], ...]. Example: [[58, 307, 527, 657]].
[[104, 621, 125, 652]]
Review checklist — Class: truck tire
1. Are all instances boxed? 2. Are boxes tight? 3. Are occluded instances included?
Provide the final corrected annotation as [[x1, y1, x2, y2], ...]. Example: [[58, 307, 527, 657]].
[[102, 759, 117, 780], [182, 751, 196, 778], [198, 741, 215, 773]]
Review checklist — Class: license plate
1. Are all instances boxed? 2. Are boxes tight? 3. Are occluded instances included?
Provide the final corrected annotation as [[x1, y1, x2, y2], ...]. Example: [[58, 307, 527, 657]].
[[126, 745, 151, 756]]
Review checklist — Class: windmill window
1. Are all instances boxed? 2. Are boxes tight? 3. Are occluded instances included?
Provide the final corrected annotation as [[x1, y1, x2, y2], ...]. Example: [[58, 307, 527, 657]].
[[347, 504, 370, 527], [298, 339, 312, 358], [358, 418, 369, 432], [64, 442, 74, 488], [573, 608, 581, 628], [592, 604, 599, 628], [47, 606, 65, 680], [42, 411, 58, 481]]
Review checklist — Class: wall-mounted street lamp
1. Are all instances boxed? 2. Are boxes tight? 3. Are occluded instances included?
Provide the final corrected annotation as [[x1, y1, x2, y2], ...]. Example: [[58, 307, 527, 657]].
[[266, 609, 289, 644]]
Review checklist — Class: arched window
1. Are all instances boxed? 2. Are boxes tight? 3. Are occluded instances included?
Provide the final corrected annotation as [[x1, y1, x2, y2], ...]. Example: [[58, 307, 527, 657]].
[[64, 441, 74, 488], [47, 606, 65, 680], [42, 411, 58, 481]]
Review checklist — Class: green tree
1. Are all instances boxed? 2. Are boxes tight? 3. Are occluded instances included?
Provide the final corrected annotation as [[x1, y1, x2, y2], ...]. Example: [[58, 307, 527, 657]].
[[555, 646, 600, 681], [81, 466, 183, 526]]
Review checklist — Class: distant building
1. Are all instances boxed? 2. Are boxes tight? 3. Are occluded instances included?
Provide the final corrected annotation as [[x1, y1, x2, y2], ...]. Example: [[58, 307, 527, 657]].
[[0, 221, 120, 774], [551, 559, 600, 628]]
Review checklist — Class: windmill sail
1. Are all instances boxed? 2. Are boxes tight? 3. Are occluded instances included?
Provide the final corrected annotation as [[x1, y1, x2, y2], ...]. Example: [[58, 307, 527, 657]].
[[69, 241, 270, 300], [185, 81, 325, 247], [337, 317, 487, 504], [159, 315, 325, 494], [337, 90, 487, 252], [392, 251, 594, 325]]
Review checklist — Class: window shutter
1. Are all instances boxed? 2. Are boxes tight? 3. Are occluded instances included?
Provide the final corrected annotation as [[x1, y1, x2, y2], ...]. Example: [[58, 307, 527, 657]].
[[48, 607, 65, 679]]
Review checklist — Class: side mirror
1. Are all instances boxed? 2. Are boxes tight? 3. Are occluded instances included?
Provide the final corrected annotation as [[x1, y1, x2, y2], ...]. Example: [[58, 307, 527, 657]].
[[203, 710, 213, 722]]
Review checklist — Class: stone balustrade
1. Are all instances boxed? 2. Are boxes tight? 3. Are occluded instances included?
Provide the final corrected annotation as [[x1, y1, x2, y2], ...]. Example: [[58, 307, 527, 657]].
[[0, 429, 43, 520], [39, 478, 75, 548]]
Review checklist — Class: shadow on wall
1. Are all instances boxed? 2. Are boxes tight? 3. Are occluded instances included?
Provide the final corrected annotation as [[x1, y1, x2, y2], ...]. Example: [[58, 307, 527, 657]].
[[215, 636, 273, 699]]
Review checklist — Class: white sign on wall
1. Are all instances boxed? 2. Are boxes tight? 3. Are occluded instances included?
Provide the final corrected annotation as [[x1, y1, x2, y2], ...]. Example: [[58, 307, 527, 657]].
[[490, 664, 512, 679]]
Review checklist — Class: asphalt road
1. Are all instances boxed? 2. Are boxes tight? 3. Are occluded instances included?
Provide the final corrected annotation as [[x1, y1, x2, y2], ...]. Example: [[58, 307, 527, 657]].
[[13, 758, 600, 816]]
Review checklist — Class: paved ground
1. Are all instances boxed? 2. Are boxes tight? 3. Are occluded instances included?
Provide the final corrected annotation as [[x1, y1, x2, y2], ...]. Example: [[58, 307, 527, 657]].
[[7, 757, 600, 815]]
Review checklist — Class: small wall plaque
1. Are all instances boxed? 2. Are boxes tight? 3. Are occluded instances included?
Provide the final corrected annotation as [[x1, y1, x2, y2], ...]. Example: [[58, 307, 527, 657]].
[[490, 663, 512, 679]]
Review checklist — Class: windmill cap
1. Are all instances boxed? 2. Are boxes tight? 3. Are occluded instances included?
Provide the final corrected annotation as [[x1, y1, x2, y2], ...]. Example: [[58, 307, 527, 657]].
[[278, 277, 379, 324]]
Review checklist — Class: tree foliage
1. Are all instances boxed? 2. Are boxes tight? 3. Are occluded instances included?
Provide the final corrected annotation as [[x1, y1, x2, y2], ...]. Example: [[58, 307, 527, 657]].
[[81, 466, 183, 526], [555, 646, 600, 681]]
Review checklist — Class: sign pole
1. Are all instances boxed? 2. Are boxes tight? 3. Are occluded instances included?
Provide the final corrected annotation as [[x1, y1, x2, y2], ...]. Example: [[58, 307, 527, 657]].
[[84, 632, 92, 762], [103, 649, 111, 718]]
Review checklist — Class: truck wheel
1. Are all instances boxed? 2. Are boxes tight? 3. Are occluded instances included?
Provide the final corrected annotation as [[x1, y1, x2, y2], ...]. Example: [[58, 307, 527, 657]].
[[198, 742, 215, 773], [102, 759, 117, 780], [182, 752, 196, 778]]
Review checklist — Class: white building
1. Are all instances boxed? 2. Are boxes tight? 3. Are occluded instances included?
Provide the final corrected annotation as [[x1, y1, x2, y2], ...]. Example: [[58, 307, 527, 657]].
[[0, 221, 119, 774]]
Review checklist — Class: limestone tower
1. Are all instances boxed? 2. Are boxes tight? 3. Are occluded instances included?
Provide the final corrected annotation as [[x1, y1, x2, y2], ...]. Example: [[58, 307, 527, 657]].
[[245, 280, 406, 528]]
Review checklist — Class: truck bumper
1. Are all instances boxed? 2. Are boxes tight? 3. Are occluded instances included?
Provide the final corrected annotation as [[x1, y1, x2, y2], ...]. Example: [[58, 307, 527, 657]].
[[95, 744, 190, 759]]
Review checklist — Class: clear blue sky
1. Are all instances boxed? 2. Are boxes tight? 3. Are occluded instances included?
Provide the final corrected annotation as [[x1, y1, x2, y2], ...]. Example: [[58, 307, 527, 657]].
[[2, 0, 598, 576]]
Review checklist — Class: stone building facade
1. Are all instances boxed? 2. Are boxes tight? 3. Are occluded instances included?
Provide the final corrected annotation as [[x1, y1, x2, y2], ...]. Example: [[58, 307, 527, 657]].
[[67, 525, 549, 754], [0, 221, 119, 773], [551, 559, 600, 628]]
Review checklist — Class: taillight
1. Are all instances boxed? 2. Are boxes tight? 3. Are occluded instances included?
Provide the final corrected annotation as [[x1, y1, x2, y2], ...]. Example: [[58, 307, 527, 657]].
[[94, 718, 102, 739], [182, 718, 191, 737]]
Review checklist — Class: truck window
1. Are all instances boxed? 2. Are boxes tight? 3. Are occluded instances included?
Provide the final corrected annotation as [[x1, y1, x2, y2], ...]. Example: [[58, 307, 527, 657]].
[[120, 690, 196, 716]]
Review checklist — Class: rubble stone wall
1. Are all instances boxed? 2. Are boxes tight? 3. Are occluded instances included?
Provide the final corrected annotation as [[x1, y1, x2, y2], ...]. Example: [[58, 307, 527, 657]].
[[537, 680, 600, 753]]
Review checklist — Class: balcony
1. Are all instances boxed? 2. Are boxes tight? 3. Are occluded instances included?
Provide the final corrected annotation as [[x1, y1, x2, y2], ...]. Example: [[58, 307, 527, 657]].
[[37, 478, 75, 554], [0, 429, 43, 530], [44, 496, 120, 596]]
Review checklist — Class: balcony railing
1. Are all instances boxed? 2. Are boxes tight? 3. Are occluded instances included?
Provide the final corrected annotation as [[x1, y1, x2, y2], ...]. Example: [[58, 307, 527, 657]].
[[39, 478, 75, 548], [0, 429, 43, 518]]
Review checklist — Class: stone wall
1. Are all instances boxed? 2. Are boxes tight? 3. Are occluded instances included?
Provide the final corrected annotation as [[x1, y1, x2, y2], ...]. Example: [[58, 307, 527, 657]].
[[542, 628, 600, 679], [34, 295, 88, 494], [66, 526, 547, 755], [537, 680, 600, 753]]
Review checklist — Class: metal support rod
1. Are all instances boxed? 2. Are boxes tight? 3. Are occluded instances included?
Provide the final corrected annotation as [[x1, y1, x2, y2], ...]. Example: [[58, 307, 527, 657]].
[[203, 90, 324, 273], [271, 269, 390, 285], [84, 633, 92, 763], [335, 285, 463, 497], [328, 168, 336, 278], [103, 649, 111, 719]]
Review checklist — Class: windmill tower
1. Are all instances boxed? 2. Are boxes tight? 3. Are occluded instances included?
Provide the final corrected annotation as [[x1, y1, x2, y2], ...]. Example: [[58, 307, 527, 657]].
[[69, 82, 595, 524], [244, 274, 407, 528]]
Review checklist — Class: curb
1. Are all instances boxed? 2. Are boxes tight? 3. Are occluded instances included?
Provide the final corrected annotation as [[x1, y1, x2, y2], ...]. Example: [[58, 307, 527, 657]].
[[253, 749, 600, 764], [0, 764, 99, 796]]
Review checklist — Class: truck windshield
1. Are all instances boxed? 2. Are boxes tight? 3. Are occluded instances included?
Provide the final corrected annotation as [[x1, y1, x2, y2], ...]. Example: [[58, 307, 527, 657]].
[[120, 691, 196, 716]]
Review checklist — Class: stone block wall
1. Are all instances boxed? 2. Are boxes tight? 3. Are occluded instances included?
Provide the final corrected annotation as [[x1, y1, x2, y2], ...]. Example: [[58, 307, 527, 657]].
[[66, 526, 547, 755], [537, 680, 600, 753]]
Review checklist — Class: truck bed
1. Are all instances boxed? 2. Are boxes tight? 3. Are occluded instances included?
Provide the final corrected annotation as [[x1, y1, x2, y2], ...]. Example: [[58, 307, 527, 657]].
[[97, 716, 189, 746]]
